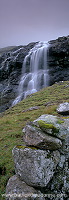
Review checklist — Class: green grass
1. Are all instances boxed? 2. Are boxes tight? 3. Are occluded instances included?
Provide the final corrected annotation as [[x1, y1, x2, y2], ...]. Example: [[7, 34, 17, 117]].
[[0, 81, 69, 197]]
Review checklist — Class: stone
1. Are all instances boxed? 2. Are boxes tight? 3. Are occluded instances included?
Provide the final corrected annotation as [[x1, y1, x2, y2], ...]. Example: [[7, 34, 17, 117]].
[[6, 115, 69, 200], [23, 124, 62, 150], [57, 102, 69, 115], [39, 117, 69, 200], [22, 106, 39, 112], [33, 114, 69, 140], [37, 120, 59, 135], [12, 146, 60, 187], [33, 114, 58, 125], [63, 118, 69, 130], [6, 175, 45, 200]]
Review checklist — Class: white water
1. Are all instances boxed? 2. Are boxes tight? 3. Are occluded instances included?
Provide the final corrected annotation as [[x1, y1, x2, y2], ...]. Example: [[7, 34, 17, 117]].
[[12, 42, 49, 106]]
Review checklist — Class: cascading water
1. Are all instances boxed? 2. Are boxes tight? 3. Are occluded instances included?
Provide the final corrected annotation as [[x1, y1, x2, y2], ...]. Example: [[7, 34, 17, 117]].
[[12, 42, 49, 106]]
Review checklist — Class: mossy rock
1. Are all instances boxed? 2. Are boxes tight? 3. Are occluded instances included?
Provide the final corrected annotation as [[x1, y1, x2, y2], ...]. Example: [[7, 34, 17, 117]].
[[16, 145, 26, 149], [16, 145, 37, 150], [38, 120, 59, 135]]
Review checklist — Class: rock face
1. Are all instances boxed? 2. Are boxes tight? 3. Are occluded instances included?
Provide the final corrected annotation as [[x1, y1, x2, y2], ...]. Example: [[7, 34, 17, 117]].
[[12, 147, 60, 187], [23, 124, 62, 150], [6, 175, 44, 200], [0, 35, 69, 113], [48, 36, 69, 85], [0, 43, 36, 113], [6, 114, 69, 200], [57, 102, 69, 115]]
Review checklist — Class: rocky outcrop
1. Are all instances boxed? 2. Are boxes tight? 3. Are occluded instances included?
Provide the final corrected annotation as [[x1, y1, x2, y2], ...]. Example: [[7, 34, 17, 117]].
[[57, 102, 69, 115], [0, 35, 69, 113], [12, 147, 60, 188], [23, 124, 62, 150], [0, 43, 36, 113], [48, 36, 69, 85], [6, 114, 69, 200], [6, 175, 44, 200]]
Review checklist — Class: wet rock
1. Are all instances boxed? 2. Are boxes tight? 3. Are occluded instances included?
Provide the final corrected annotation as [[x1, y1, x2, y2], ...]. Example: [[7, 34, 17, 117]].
[[23, 124, 62, 150], [48, 35, 69, 85], [0, 43, 36, 113], [6, 175, 45, 200], [12, 146, 60, 187], [57, 102, 69, 115]]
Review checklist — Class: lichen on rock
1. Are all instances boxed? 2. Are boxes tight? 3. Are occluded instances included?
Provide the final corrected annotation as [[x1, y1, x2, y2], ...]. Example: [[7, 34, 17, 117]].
[[6, 175, 45, 200], [23, 124, 62, 150], [12, 147, 60, 188], [38, 120, 59, 135]]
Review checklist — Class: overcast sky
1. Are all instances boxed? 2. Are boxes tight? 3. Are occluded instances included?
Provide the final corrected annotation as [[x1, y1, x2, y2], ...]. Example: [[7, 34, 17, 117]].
[[0, 0, 69, 48]]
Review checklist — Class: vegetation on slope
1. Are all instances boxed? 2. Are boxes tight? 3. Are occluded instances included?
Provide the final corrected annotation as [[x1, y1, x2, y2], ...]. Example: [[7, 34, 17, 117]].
[[0, 46, 22, 54], [0, 81, 69, 198]]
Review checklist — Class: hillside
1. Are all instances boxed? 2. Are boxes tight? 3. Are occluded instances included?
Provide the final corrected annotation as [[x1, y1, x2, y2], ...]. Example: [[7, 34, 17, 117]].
[[0, 46, 23, 55], [0, 35, 69, 113], [0, 80, 69, 198]]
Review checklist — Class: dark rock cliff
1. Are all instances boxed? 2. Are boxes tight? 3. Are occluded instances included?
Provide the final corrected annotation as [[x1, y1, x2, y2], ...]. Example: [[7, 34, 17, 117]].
[[0, 36, 69, 113], [48, 36, 69, 85], [0, 43, 36, 112]]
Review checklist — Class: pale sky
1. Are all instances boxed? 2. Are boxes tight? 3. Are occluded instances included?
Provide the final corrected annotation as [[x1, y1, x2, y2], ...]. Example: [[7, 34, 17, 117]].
[[0, 0, 69, 48]]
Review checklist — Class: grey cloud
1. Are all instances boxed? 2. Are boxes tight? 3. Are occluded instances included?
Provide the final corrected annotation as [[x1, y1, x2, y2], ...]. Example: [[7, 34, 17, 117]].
[[0, 0, 69, 47]]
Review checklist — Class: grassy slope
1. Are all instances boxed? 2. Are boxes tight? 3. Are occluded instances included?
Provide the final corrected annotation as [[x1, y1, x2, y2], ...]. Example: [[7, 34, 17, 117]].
[[0, 45, 23, 56], [0, 81, 69, 196], [0, 46, 16, 55]]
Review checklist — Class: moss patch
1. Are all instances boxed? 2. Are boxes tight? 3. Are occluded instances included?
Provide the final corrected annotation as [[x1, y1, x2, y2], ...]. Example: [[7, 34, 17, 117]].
[[38, 120, 59, 133], [16, 145, 26, 149], [57, 119, 64, 124], [16, 145, 37, 150]]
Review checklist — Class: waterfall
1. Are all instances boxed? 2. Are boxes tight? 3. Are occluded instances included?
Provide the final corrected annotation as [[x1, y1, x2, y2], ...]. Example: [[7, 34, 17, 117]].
[[12, 42, 49, 106]]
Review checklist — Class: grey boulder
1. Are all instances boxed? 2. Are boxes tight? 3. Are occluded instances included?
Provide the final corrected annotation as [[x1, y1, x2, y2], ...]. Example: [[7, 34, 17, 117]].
[[12, 146, 60, 187], [33, 114, 69, 139], [33, 114, 58, 125], [57, 102, 69, 115], [6, 175, 45, 200], [23, 124, 62, 150]]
